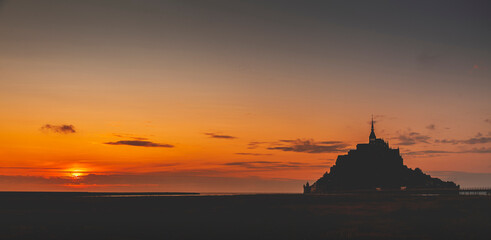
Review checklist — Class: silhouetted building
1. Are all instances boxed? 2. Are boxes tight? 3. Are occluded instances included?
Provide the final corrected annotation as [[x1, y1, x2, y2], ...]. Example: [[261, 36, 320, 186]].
[[304, 117, 458, 193]]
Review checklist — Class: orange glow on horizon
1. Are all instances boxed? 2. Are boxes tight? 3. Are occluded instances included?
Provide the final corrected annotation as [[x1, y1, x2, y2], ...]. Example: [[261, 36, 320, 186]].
[[68, 169, 86, 179], [0, 0, 489, 192]]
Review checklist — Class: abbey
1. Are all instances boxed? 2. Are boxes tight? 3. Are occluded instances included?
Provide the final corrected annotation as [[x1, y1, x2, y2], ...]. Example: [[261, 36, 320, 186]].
[[304, 118, 458, 193]]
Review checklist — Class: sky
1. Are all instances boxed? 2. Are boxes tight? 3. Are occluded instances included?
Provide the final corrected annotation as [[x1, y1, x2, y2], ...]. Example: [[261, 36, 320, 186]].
[[0, 0, 490, 192]]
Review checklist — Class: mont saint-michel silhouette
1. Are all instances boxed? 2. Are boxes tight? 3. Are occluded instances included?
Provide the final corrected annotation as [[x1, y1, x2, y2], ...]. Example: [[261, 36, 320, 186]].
[[304, 118, 458, 193]]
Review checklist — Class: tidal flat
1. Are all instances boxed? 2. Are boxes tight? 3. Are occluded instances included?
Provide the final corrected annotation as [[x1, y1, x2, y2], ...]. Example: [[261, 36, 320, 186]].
[[0, 192, 489, 240]]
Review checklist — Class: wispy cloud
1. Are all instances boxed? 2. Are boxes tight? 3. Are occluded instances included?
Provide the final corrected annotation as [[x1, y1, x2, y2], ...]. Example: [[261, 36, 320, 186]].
[[435, 137, 491, 144], [204, 133, 237, 139], [247, 141, 268, 149], [395, 132, 431, 145], [405, 147, 491, 156], [41, 124, 76, 134], [460, 137, 491, 144], [113, 134, 148, 141], [319, 141, 344, 144], [267, 139, 348, 154], [223, 161, 331, 170], [104, 140, 174, 148], [235, 153, 272, 156], [405, 150, 454, 156], [461, 147, 491, 154], [0, 166, 62, 170]]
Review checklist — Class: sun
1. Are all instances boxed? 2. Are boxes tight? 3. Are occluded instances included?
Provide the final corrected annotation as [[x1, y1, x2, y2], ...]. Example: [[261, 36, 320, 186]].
[[67, 169, 87, 179], [71, 172, 83, 179]]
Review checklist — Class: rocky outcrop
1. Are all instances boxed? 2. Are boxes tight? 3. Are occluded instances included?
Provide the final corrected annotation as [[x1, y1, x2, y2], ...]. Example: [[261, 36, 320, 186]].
[[304, 120, 458, 193]]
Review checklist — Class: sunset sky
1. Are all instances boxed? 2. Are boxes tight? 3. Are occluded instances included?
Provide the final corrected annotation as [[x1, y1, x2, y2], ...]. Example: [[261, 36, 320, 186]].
[[0, 0, 490, 192]]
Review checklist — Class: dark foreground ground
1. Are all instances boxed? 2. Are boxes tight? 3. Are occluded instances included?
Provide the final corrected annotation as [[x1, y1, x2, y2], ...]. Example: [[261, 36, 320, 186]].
[[0, 192, 490, 240]]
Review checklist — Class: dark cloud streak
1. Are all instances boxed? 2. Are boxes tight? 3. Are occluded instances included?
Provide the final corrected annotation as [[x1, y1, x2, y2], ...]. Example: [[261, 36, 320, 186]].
[[267, 139, 348, 154], [247, 141, 267, 149], [205, 133, 237, 139], [395, 132, 431, 145], [405, 147, 491, 156], [235, 153, 272, 156], [436, 137, 491, 144], [41, 124, 76, 134], [104, 140, 174, 148], [113, 134, 148, 141], [223, 161, 331, 170]]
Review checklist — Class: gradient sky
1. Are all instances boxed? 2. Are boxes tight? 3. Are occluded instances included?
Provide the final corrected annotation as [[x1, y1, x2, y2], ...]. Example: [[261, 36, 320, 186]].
[[0, 0, 490, 192]]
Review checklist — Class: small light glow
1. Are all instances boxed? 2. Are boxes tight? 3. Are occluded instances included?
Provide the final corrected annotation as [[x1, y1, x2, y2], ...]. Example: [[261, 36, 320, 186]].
[[71, 172, 82, 178], [67, 169, 87, 179]]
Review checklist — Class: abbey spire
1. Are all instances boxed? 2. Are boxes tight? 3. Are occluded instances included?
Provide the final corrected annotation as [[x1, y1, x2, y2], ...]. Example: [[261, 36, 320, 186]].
[[369, 115, 376, 143]]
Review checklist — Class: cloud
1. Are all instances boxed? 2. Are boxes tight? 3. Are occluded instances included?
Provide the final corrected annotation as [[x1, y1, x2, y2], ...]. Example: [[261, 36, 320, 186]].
[[247, 141, 268, 149], [223, 161, 331, 170], [426, 124, 436, 130], [405, 150, 454, 156], [461, 147, 491, 154], [41, 124, 76, 134], [104, 140, 174, 148], [266, 139, 348, 154], [435, 139, 457, 144], [462, 137, 491, 144], [395, 132, 431, 145], [235, 153, 272, 156], [435, 137, 491, 144], [224, 161, 289, 167], [0, 175, 69, 185], [246, 139, 347, 154], [405, 147, 491, 156], [319, 141, 343, 144], [113, 134, 148, 141], [204, 133, 237, 139], [0, 166, 62, 170]]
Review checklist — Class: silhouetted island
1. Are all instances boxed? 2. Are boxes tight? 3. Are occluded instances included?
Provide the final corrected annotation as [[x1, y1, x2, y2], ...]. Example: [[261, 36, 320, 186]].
[[304, 118, 458, 193]]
